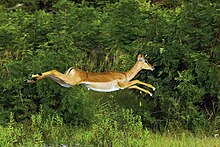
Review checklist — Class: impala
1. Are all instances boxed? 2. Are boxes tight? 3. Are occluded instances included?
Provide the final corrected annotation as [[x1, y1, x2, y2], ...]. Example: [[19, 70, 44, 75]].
[[25, 53, 156, 96]]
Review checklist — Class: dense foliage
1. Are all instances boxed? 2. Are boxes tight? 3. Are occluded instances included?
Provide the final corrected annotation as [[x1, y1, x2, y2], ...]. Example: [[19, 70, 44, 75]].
[[0, 0, 220, 137]]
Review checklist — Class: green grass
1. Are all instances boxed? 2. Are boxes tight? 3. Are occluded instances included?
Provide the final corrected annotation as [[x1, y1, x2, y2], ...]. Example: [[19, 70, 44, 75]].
[[0, 112, 219, 147], [148, 133, 220, 147]]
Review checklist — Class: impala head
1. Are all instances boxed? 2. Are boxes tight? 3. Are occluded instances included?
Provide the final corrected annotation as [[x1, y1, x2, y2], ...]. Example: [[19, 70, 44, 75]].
[[137, 54, 155, 71]]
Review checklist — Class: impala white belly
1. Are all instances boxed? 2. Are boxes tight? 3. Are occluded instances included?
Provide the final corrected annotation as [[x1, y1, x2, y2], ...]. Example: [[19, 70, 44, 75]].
[[82, 81, 122, 92]]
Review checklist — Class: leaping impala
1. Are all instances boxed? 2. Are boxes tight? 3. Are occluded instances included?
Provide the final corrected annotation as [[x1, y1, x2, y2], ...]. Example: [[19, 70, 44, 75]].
[[25, 53, 156, 96]]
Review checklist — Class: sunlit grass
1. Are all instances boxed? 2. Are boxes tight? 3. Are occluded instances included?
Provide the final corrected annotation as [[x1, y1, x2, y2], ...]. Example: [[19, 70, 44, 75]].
[[148, 132, 220, 147], [0, 112, 219, 147]]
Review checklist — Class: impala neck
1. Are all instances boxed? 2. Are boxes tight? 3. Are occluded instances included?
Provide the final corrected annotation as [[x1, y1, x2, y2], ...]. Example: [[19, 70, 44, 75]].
[[125, 61, 142, 81]]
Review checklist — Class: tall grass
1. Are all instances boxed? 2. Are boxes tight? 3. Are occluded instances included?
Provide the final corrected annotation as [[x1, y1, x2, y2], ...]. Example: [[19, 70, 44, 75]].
[[0, 111, 219, 146]]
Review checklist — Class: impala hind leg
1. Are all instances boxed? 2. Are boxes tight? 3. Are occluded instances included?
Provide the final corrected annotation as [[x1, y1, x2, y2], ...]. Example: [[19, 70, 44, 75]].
[[25, 70, 65, 84]]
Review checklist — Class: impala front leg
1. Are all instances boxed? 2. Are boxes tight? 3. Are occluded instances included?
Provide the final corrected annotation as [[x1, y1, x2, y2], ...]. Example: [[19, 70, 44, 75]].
[[128, 85, 153, 96], [135, 80, 156, 91], [118, 80, 155, 96], [119, 80, 156, 91]]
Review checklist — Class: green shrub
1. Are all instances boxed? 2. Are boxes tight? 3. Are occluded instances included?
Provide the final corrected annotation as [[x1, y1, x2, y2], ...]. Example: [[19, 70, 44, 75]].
[[0, 0, 219, 133]]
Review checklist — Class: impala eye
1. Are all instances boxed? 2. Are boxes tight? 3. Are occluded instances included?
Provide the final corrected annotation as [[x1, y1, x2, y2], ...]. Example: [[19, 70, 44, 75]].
[[144, 60, 149, 63]]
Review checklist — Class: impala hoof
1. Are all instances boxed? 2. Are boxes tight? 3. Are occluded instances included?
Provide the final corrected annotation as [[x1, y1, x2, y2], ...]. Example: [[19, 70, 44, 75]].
[[150, 93, 153, 97], [153, 87, 156, 91], [29, 74, 33, 78], [24, 79, 33, 84]]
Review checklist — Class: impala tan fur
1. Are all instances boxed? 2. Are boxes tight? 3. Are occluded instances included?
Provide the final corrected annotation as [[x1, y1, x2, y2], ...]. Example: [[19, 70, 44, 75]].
[[25, 54, 156, 96]]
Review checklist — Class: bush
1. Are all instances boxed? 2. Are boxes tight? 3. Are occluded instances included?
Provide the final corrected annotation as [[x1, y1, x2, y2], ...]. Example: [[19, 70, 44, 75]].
[[0, 0, 219, 133]]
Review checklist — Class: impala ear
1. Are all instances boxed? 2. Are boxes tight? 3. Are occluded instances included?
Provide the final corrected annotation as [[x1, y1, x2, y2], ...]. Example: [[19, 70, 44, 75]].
[[144, 54, 148, 58], [137, 54, 142, 60]]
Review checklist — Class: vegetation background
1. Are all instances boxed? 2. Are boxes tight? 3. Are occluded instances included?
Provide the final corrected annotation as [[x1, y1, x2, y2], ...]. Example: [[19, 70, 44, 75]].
[[0, 0, 220, 146]]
